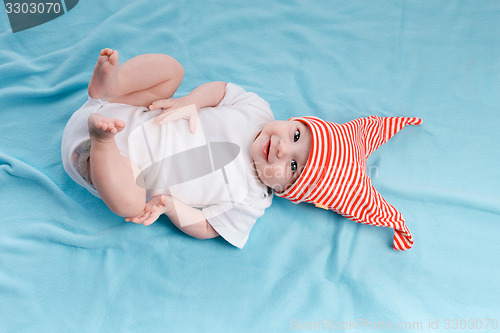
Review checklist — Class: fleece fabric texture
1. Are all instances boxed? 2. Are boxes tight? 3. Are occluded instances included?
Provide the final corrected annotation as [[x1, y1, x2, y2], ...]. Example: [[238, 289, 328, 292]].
[[0, 1, 499, 332]]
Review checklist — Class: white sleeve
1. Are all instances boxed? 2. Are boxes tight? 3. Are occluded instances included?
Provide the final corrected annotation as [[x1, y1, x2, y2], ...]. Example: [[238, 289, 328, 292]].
[[202, 195, 272, 249], [218, 83, 273, 117]]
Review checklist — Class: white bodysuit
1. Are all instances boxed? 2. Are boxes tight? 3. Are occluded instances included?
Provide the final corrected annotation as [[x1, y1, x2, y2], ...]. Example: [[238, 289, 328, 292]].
[[61, 83, 274, 248]]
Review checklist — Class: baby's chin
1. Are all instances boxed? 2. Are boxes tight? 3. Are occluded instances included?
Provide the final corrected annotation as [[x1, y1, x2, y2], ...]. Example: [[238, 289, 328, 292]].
[[250, 137, 262, 164], [251, 161, 276, 191]]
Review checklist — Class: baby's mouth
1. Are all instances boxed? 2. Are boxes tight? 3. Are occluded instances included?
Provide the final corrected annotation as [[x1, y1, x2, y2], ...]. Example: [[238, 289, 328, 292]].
[[262, 140, 271, 161]]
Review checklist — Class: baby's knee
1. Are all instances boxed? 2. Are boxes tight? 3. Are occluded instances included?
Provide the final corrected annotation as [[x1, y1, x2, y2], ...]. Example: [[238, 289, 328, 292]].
[[162, 54, 184, 83]]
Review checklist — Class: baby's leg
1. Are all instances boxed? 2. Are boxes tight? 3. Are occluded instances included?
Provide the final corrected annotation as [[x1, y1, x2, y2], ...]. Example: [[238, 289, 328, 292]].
[[88, 113, 146, 217], [88, 48, 184, 107]]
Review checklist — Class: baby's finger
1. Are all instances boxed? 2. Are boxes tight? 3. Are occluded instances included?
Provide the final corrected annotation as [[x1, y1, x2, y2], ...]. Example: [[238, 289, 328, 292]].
[[125, 216, 139, 223], [136, 211, 151, 224], [159, 195, 169, 206], [149, 99, 174, 110], [127, 211, 149, 224], [189, 109, 198, 134], [158, 110, 187, 125], [130, 217, 145, 224], [154, 109, 175, 125], [143, 215, 157, 226], [159, 195, 174, 212], [142, 210, 159, 225], [125, 213, 142, 223]]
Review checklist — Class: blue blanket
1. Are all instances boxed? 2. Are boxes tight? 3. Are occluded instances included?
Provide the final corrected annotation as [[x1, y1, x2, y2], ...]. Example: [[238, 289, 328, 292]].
[[1, 1, 499, 332]]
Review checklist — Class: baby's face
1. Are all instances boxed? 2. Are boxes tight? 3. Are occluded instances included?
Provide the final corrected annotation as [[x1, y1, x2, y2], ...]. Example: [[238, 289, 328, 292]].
[[251, 120, 311, 193]]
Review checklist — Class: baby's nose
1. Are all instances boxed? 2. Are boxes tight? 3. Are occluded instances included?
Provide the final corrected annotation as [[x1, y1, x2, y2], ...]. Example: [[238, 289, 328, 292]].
[[277, 139, 291, 158]]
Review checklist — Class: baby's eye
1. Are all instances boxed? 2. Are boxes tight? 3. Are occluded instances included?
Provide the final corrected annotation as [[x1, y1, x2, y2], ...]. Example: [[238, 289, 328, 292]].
[[293, 130, 300, 142], [291, 160, 297, 173]]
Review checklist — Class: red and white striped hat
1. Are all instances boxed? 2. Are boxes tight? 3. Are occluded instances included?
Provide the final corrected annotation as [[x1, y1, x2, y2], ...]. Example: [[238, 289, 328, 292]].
[[276, 116, 422, 251]]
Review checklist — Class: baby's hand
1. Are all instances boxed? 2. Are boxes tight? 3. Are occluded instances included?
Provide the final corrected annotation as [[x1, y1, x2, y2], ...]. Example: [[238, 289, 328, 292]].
[[149, 95, 194, 111], [125, 195, 173, 226], [150, 97, 198, 133]]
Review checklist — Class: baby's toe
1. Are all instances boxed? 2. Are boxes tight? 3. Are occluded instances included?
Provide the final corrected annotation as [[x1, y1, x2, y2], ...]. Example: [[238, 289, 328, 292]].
[[96, 121, 107, 131], [109, 51, 119, 66]]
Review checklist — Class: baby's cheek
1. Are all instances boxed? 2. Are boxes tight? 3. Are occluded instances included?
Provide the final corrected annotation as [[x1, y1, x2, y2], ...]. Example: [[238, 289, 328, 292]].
[[254, 163, 276, 185], [261, 165, 281, 179]]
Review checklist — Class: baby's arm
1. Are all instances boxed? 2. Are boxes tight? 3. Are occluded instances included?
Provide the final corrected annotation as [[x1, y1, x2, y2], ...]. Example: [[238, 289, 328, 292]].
[[164, 196, 219, 240], [126, 195, 219, 240], [149, 81, 227, 112]]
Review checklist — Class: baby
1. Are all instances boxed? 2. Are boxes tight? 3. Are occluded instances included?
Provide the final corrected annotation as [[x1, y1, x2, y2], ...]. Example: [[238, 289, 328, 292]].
[[62, 48, 421, 251], [62, 48, 311, 249]]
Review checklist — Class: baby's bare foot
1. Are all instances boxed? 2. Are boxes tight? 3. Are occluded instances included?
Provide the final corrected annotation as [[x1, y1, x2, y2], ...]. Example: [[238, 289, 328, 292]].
[[88, 48, 120, 99], [88, 113, 125, 143]]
